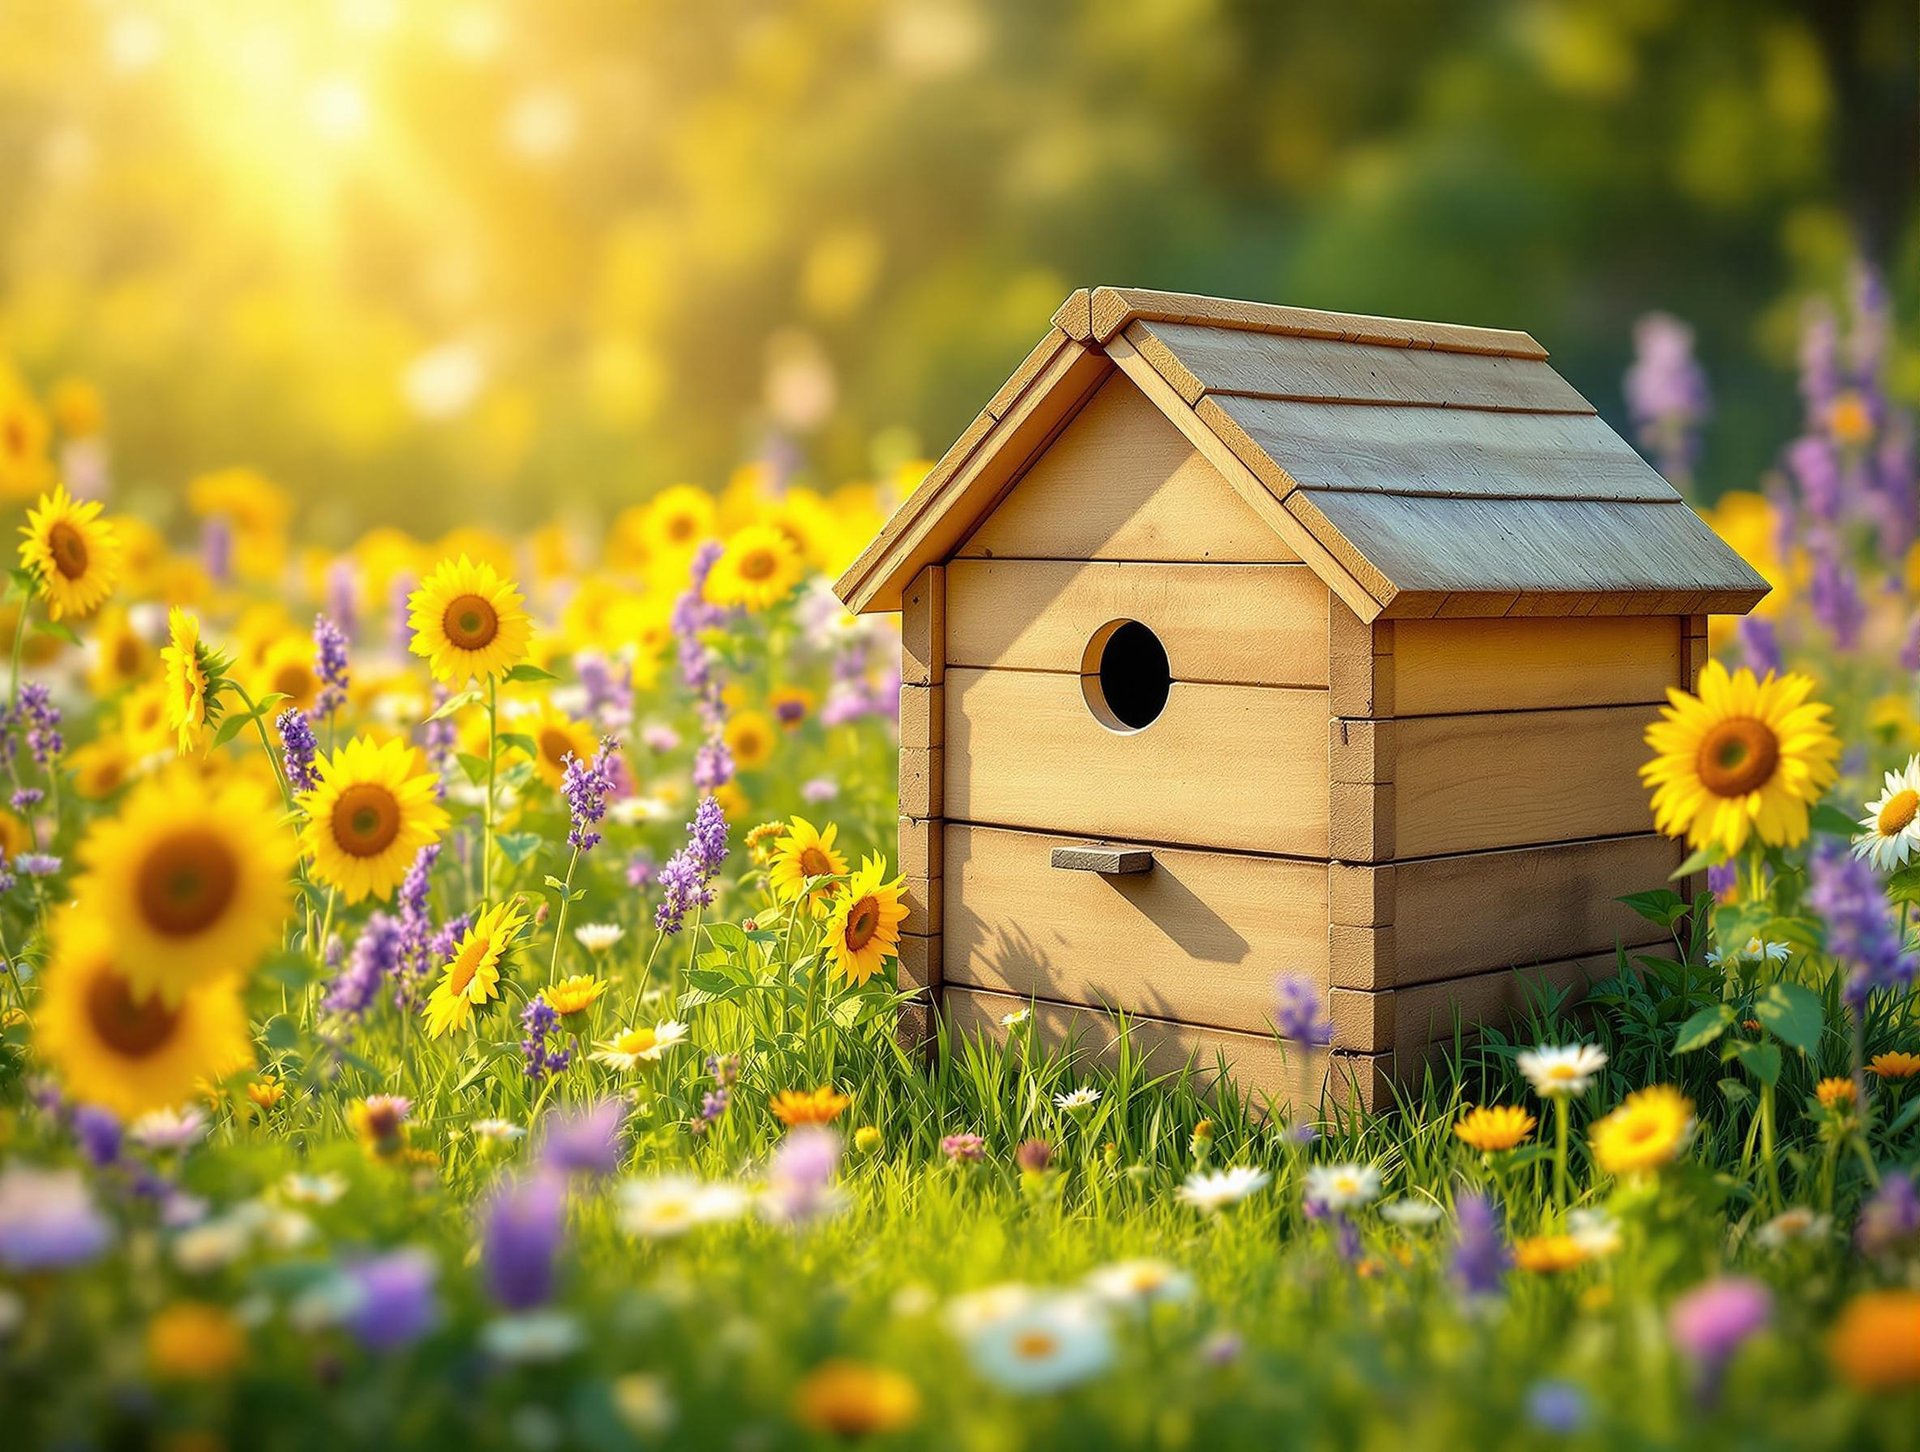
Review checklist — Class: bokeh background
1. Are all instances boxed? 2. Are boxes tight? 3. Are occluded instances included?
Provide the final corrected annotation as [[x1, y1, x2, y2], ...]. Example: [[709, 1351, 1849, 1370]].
[[0, 0, 1913, 539]]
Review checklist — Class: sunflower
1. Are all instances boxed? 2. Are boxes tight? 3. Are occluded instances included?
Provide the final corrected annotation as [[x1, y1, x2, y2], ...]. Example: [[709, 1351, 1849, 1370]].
[[1855, 756, 1920, 872], [423, 900, 527, 1037], [160, 608, 221, 754], [641, 483, 717, 562], [545, 973, 604, 1017], [75, 769, 294, 1002], [770, 1086, 852, 1126], [299, 736, 449, 904], [33, 913, 251, 1119], [87, 608, 153, 697], [0, 370, 52, 500], [724, 709, 776, 772], [1589, 1085, 1694, 1175], [68, 738, 134, 800], [1453, 1105, 1537, 1153], [1640, 660, 1840, 856], [18, 484, 121, 620], [406, 554, 532, 685], [703, 525, 803, 611], [823, 853, 908, 985], [251, 635, 322, 716], [525, 707, 598, 790], [768, 816, 848, 917]]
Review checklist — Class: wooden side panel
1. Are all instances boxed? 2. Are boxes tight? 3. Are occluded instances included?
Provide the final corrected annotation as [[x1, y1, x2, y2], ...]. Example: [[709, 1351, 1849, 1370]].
[[1331, 951, 1617, 1056], [942, 985, 1391, 1114], [958, 374, 1298, 563], [943, 824, 1329, 1033], [1128, 321, 1593, 412], [945, 667, 1330, 856], [1327, 834, 1682, 990], [898, 683, 943, 748], [1328, 604, 1393, 719], [1391, 704, 1654, 858], [898, 565, 946, 984], [1392, 616, 1682, 715], [900, 565, 946, 687], [946, 559, 1328, 686]]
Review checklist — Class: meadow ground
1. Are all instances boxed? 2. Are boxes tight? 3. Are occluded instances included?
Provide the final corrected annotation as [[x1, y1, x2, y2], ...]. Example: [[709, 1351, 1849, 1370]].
[[2, 277, 1920, 1450]]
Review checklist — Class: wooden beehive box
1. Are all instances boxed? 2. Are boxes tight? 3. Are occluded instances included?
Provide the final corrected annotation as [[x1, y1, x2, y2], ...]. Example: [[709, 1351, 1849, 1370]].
[[835, 287, 1769, 1113]]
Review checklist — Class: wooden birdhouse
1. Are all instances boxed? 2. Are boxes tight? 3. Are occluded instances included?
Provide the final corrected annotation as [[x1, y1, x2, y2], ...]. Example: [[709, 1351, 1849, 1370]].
[[833, 287, 1769, 1112]]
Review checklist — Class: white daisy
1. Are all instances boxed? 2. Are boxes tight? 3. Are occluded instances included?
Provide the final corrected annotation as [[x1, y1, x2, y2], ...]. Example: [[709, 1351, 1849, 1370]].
[[1378, 1197, 1445, 1228], [1516, 1044, 1608, 1098], [470, 1118, 525, 1143], [128, 1106, 208, 1152], [1753, 1205, 1833, 1249], [278, 1172, 348, 1206], [1175, 1165, 1271, 1213], [1855, 756, 1920, 871], [1303, 1162, 1381, 1212], [1083, 1258, 1195, 1309], [573, 922, 627, 953], [1567, 1208, 1621, 1258], [1001, 1008, 1032, 1030], [616, 1175, 750, 1239], [944, 1283, 1037, 1337], [1705, 937, 1793, 969], [591, 1020, 691, 1071], [961, 1292, 1114, 1395], [1054, 1087, 1100, 1113]]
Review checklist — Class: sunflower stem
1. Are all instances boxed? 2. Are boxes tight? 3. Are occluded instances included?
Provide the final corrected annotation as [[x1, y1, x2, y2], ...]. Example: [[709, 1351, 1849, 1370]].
[[1757, 1079, 1782, 1214], [483, 676, 498, 902], [1552, 1095, 1571, 1217]]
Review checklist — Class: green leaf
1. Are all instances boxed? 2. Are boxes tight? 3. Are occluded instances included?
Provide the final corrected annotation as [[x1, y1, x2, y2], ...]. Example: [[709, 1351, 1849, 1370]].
[[1671, 843, 1728, 880], [1811, 803, 1863, 837], [683, 968, 738, 997], [426, 689, 484, 723], [457, 752, 491, 786], [504, 663, 558, 684], [1730, 1039, 1782, 1086], [497, 732, 537, 760], [7, 566, 38, 599], [31, 619, 80, 646], [1754, 981, 1824, 1055], [259, 951, 321, 990], [453, 1042, 518, 1095], [1674, 1003, 1735, 1053], [261, 1015, 300, 1052], [1713, 902, 1772, 955], [495, 832, 543, 866], [1618, 888, 1690, 928], [211, 709, 261, 749], [1887, 1095, 1920, 1137], [705, 923, 750, 955]]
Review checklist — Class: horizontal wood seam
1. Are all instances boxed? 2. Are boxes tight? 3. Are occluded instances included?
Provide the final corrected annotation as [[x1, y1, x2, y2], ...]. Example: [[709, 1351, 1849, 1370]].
[[1201, 388, 1596, 418]]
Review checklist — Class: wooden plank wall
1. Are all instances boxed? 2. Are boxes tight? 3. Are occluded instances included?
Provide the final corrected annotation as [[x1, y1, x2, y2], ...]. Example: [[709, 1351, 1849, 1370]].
[[897, 564, 945, 1046]]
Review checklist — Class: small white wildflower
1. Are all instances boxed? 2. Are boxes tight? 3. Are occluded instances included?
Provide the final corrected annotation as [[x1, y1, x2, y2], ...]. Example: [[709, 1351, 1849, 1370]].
[[1516, 1044, 1608, 1098], [1054, 1087, 1100, 1113], [1083, 1258, 1195, 1309], [1176, 1165, 1271, 1213], [573, 922, 626, 954], [1303, 1163, 1382, 1212], [1378, 1197, 1445, 1228]]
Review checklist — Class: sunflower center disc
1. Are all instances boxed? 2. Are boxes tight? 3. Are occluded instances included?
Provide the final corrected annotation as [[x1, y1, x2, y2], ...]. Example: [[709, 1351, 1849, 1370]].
[[137, 830, 242, 936], [85, 968, 181, 1057], [1695, 717, 1779, 797], [332, 783, 402, 857], [48, 520, 88, 579], [799, 846, 833, 877], [443, 593, 500, 650], [844, 896, 879, 950], [738, 548, 777, 582]]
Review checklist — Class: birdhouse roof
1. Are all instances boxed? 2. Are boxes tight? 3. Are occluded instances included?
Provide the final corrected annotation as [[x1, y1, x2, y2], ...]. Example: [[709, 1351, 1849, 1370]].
[[833, 287, 1769, 623]]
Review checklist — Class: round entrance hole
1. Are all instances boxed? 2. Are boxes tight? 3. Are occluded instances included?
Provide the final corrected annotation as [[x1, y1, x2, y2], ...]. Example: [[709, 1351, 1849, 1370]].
[[1081, 619, 1171, 732]]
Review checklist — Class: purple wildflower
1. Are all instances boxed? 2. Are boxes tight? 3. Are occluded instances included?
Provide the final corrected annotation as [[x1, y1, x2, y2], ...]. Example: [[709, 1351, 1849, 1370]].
[[700, 1088, 730, 1122], [1015, 1139, 1054, 1175], [325, 558, 357, 640], [343, 1247, 438, 1351], [706, 1053, 740, 1087], [202, 516, 232, 584], [1524, 1381, 1589, 1434], [1854, 1171, 1920, 1259], [327, 912, 405, 1018], [640, 723, 680, 753], [692, 737, 733, 792], [1450, 1191, 1508, 1299], [655, 795, 728, 933], [801, 776, 839, 804], [71, 1105, 121, 1166], [481, 1173, 567, 1311], [942, 1132, 987, 1163], [519, 995, 573, 1082], [1274, 975, 1332, 1046], [538, 1099, 628, 1178], [1807, 540, 1864, 648], [763, 1126, 843, 1224], [625, 852, 657, 889], [278, 708, 320, 794], [1624, 312, 1711, 481], [1668, 1277, 1772, 1403], [12, 853, 59, 878], [8, 788, 40, 813], [0, 1164, 112, 1270], [313, 613, 350, 719], [422, 686, 456, 796], [561, 737, 619, 853], [1805, 841, 1917, 1004], [1706, 861, 1738, 902], [1738, 617, 1782, 676], [18, 682, 61, 768], [576, 651, 632, 724]]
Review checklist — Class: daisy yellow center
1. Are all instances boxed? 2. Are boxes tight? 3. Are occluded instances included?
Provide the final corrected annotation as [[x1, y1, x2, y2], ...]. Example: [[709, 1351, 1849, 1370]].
[[737, 547, 779, 582], [47, 520, 88, 579], [331, 783, 402, 857], [1546, 1064, 1578, 1082], [1012, 1331, 1059, 1360], [1695, 717, 1779, 797], [1622, 1116, 1661, 1146], [843, 894, 880, 951], [623, 1028, 658, 1053], [137, 831, 240, 937], [1878, 789, 1919, 835], [443, 594, 500, 651], [447, 938, 489, 997], [86, 969, 181, 1058], [798, 846, 834, 877]]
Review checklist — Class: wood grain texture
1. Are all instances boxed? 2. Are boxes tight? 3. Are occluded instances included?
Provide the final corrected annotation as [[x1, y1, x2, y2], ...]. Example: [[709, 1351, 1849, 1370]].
[[942, 984, 1391, 1113], [1293, 489, 1771, 608], [900, 565, 945, 687], [837, 341, 1112, 613], [898, 933, 940, 996], [1049, 846, 1154, 874], [899, 748, 943, 820], [1391, 616, 1682, 715], [1329, 781, 1393, 864], [946, 558, 1328, 686], [1328, 604, 1394, 718], [904, 876, 942, 938], [987, 330, 1072, 418], [1052, 288, 1093, 342], [958, 375, 1297, 564], [898, 683, 943, 749], [897, 816, 941, 878], [1207, 395, 1677, 503], [1129, 320, 1593, 412], [1087, 286, 1548, 360], [944, 824, 1329, 1032], [1392, 705, 1657, 859], [1331, 951, 1617, 1055], [944, 668, 1330, 856]]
